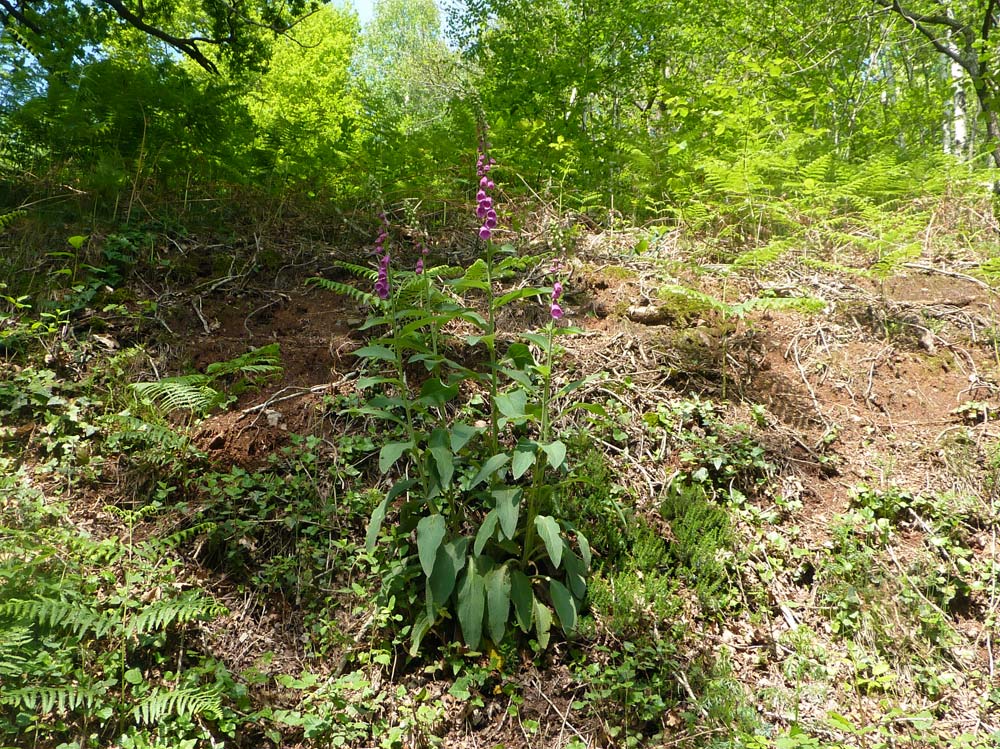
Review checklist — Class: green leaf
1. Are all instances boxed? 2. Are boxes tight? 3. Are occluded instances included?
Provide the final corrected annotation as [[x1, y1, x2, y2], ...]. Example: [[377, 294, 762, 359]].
[[379, 441, 413, 474], [495, 389, 528, 419], [510, 571, 534, 632], [485, 566, 511, 644], [353, 345, 397, 361], [577, 531, 592, 568], [493, 488, 521, 540], [826, 712, 856, 732], [549, 579, 577, 634], [355, 375, 398, 389], [457, 560, 485, 649], [408, 609, 434, 657], [563, 547, 587, 599], [505, 342, 535, 369], [428, 429, 454, 489], [521, 332, 550, 353], [416, 515, 447, 578], [365, 497, 389, 552], [470, 454, 510, 489], [496, 286, 546, 308], [533, 598, 552, 649], [534, 515, 563, 568], [67, 235, 87, 249], [417, 378, 459, 407], [512, 441, 536, 479], [474, 510, 499, 556], [540, 441, 567, 470], [428, 539, 468, 608], [450, 422, 481, 452], [124, 668, 144, 685]]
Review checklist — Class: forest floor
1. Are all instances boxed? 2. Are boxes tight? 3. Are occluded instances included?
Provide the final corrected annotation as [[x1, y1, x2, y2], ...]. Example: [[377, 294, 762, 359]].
[[4, 213, 1000, 748]]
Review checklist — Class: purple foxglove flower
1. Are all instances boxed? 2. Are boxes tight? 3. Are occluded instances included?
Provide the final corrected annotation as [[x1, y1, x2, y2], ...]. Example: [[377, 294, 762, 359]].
[[552, 281, 563, 300], [480, 176, 489, 188], [480, 197, 492, 210], [550, 302, 563, 319], [485, 216, 497, 229], [415, 259, 424, 274], [477, 205, 488, 219], [477, 190, 487, 201], [479, 226, 492, 240]]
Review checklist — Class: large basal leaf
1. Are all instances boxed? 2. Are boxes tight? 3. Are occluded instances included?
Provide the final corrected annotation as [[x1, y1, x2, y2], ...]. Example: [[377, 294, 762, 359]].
[[493, 488, 521, 540], [549, 579, 577, 635], [474, 510, 499, 556], [562, 546, 588, 600], [353, 344, 397, 361], [533, 598, 552, 649], [534, 515, 563, 568], [495, 389, 529, 420], [416, 515, 447, 577], [457, 560, 486, 650], [428, 429, 454, 489], [485, 565, 511, 645], [417, 378, 460, 407], [428, 539, 468, 609], [510, 570, 534, 633]]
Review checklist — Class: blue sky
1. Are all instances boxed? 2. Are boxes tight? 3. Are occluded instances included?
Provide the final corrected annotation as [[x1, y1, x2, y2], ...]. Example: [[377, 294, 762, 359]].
[[352, 0, 377, 26]]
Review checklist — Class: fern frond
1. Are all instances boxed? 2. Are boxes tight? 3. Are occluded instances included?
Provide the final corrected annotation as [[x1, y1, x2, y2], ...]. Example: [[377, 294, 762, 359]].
[[0, 210, 25, 234], [204, 343, 281, 379], [0, 597, 117, 638], [132, 685, 222, 725], [127, 591, 226, 637], [132, 376, 223, 414], [657, 284, 732, 315], [0, 625, 31, 676], [737, 295, 826, 315], [732, 237, 796, 271], [103, 413, 196, 457], [0, 684, 105, 714], [308, 276, 380, 305], [153, 522, 217, 551]]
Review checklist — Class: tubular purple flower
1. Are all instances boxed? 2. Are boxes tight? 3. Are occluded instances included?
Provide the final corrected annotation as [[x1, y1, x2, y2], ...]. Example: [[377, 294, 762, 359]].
[[550, 302, 564, 319], [477, 190, 487, 201], [479, 226, 492, 240], [415, 259, 424, 274], [477, 205, 488, 219], [553, 281, 563, 300], [485, 216, 497, 229]]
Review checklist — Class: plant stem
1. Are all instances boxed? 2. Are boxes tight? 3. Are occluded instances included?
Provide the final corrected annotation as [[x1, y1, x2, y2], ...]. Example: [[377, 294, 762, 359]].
[[484, 239, 500, 455], [522, 322, 556, 567]]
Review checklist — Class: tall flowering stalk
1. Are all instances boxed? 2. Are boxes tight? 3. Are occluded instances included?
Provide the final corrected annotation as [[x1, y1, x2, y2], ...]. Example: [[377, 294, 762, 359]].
[[476, 136, 503, 454], [374, 212, 391, 300]]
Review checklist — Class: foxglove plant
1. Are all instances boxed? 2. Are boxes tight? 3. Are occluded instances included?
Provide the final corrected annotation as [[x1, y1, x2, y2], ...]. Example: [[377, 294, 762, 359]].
[[347, 135, 590, 656]]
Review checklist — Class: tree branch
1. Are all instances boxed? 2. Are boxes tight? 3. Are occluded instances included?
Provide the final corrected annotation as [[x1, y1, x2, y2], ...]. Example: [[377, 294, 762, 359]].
[[874, 0, 970, 68], [98, 0, 221, 73], [0, 0, 43, 36]]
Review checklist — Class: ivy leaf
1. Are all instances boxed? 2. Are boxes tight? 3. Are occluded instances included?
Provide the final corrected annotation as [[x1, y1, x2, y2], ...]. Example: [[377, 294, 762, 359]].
[[549, 579, 577, 634], [378, 441, 413, 474], [457, 559, 485, 650], [493, 488, 521, 540], [416, 515, 447, 577], [534, 515, 563, 568], [485, 565, 511, 644]]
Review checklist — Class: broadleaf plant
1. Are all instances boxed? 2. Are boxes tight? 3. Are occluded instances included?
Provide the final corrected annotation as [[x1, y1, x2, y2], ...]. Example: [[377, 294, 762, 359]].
[[327, 134, 591, 654]]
